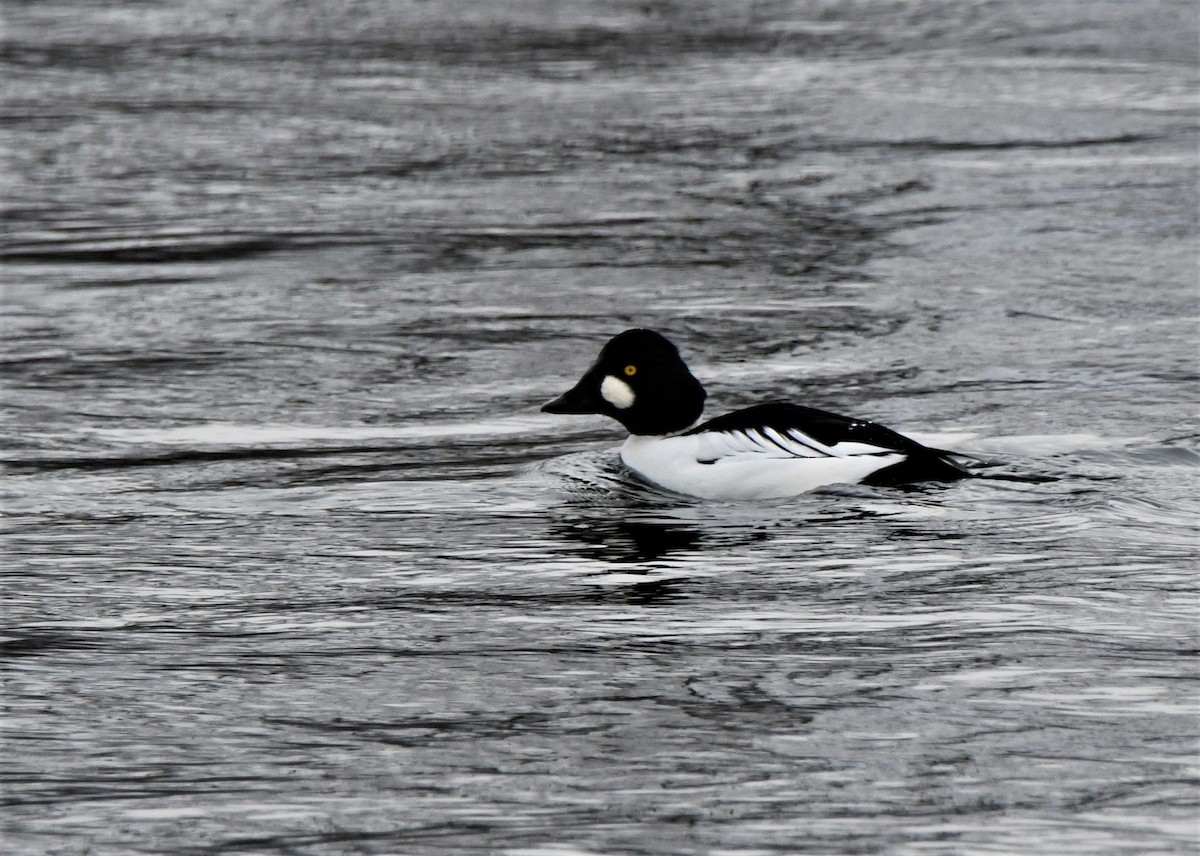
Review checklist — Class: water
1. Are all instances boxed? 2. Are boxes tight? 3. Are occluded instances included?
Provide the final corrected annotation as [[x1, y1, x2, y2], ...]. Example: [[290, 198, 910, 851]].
[[2, 1, 1197, 853]]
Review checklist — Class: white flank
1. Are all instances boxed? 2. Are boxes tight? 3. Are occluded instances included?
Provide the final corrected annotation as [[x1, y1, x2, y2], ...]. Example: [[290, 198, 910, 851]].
[[620, 433, 905, 500], [600, 375, 636, 409]]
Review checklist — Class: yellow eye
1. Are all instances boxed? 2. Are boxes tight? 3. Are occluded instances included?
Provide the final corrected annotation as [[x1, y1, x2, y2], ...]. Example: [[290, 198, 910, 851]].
[[623, 364, 637, 376]]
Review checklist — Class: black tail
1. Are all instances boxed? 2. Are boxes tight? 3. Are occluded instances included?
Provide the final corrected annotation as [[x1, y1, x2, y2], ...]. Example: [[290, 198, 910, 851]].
[[865, 450, 1058, 487], [862, 451, 972, 487]]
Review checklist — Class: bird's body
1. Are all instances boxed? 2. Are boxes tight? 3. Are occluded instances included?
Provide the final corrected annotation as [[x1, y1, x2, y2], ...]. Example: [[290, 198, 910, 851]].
[[542, 330, 968, 500]]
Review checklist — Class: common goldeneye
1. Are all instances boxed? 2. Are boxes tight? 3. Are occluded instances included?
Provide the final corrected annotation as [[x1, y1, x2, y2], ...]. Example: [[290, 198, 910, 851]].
[[542, 329, 969, 499]]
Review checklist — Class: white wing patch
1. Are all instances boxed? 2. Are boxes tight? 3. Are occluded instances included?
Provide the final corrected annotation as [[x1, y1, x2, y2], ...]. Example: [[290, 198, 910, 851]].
[[693, 427, 894, 464]]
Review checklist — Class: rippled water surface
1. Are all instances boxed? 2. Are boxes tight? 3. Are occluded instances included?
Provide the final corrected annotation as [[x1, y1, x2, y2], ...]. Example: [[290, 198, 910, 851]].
[[3, 2, 1198, 854]]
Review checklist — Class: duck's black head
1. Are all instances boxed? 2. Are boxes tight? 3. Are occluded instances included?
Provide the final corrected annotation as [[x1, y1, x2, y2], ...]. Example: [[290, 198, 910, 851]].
[[541, 329, 707, 436]]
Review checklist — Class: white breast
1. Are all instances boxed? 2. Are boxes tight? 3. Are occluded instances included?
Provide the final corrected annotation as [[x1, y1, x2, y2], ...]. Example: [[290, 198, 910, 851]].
[[620, 432, 905, 500]]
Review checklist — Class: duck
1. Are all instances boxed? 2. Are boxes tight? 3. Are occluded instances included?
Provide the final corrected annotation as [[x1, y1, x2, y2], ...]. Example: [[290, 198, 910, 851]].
[[541, 329, 969, 499]]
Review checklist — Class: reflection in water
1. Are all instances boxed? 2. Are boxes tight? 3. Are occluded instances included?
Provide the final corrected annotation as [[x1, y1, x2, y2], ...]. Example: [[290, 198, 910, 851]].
[[548, 517, 707, 565]]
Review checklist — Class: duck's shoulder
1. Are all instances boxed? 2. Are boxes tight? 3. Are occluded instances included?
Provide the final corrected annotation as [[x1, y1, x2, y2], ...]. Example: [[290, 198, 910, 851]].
[[683, 401, 925, 454]]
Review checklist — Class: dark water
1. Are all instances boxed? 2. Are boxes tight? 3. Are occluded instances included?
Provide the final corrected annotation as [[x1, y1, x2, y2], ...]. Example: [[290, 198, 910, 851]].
[[3, 2, 1198, 854]]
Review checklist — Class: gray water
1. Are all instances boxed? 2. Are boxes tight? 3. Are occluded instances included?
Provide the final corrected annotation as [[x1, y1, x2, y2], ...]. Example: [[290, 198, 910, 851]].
[[2, 2, 1198, 854]]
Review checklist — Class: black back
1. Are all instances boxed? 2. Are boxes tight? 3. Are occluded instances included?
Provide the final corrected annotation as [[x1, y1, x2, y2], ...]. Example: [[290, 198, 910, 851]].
[[686, 402, 926, 452], [688, 401, 969, 483]]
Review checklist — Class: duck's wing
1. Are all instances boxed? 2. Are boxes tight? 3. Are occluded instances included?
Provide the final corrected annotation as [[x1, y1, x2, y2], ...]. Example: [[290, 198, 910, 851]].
[[686, 403, 965, 475], [687, 402, 919, 459]]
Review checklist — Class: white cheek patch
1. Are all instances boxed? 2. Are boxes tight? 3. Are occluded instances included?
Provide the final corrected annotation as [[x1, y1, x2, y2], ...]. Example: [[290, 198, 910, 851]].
[[600, 375, 636, 409]]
